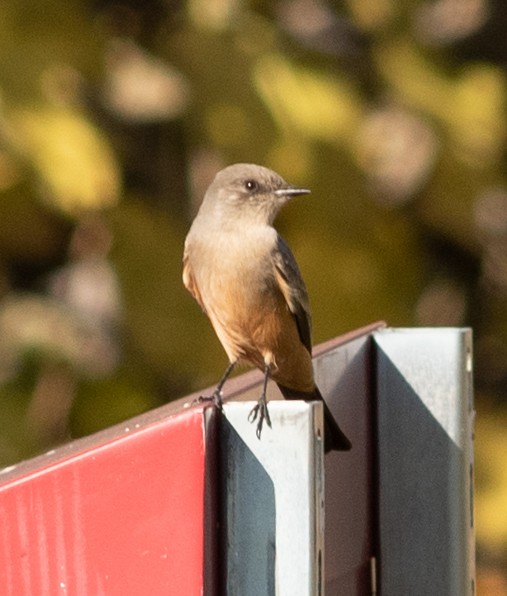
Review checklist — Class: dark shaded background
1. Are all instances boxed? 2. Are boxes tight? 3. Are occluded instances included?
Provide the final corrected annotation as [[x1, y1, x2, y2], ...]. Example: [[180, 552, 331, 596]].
[[0, 0, 505, 591]]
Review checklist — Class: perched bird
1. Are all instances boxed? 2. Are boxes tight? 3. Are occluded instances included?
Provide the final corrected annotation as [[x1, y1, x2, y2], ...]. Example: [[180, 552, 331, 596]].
[[183, 163, 351, 452]]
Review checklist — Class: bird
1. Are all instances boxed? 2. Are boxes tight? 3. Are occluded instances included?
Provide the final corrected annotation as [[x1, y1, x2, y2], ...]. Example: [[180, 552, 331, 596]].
[[183, 163, 351, 452]]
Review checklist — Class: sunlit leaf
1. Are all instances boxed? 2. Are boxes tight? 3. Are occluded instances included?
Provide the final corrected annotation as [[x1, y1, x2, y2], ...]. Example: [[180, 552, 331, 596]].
[[475, 405, 507, 549], [8, 107, 121, 216], [254, 53, 363, 143], [375, 38, 452, 117], [449, 64, 506, 165], [346, 0, 395, 31], [187, 0, 239, 30], [376, 40, 506, 166]]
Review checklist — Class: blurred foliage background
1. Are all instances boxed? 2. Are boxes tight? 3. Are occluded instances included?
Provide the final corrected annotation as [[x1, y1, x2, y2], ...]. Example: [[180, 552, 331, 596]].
[[0, 0, 506, 591]]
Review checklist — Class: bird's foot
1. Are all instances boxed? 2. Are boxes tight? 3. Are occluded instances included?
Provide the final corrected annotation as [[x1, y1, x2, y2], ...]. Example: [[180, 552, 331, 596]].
[[248, 394, 272, 439], [192, 389, 223, 410]]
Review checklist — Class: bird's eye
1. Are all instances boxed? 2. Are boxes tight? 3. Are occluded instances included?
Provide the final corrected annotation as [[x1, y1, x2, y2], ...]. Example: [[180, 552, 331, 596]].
[[245, 179, 258, 192]]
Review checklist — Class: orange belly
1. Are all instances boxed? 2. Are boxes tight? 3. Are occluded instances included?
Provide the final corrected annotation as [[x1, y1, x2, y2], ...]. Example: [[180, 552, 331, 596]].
[[206, 281, 315, 393]]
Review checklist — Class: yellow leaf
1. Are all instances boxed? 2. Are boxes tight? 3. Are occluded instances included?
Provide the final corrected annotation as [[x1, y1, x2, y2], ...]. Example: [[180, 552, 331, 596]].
[[254, 53, 362, 143], [8, 107, 121, 216], [375, 38, 452, 118], [449, 64, 506, 165]]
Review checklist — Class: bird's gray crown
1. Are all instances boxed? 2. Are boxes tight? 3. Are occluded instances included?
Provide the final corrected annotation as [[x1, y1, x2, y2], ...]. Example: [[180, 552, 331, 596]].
[[204, 163, 310, 217]]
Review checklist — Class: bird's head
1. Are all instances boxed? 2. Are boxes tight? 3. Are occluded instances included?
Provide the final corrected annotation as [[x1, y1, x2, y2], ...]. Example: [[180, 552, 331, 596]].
[[203, 163, 310, 225]]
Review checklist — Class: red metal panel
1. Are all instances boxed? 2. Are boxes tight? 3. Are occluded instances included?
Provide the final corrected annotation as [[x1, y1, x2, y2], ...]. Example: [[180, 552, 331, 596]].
[[0, 408, 208, 596], [0, 323, 385, 595]]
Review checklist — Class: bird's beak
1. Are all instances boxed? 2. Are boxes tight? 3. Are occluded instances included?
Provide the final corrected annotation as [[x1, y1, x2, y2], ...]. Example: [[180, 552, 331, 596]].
[[274, 186, 311, 198]]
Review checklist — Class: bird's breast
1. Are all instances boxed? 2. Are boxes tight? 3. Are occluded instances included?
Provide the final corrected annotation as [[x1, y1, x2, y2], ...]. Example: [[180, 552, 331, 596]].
[[190, 226, 277, 301], [186, 226, 286, 355]]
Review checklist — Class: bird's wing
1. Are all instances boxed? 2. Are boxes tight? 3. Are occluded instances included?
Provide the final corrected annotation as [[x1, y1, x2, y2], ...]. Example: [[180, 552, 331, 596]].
[[182, 248, 207, 314], [272, 235, 312, 353]]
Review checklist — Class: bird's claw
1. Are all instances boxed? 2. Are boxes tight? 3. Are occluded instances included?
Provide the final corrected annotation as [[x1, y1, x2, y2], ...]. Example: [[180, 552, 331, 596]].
[[192, 390, 223, 410], [248, 395, 271, 439]]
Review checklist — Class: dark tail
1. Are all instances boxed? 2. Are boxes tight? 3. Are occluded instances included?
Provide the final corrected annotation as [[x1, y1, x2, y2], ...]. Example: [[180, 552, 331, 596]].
[[277, 384, 352, 453]]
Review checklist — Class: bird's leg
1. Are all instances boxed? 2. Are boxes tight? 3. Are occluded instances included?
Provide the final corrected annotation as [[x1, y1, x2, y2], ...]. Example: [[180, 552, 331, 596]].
[[194, 361, 236, 409], [248, 364, 272, 439]]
